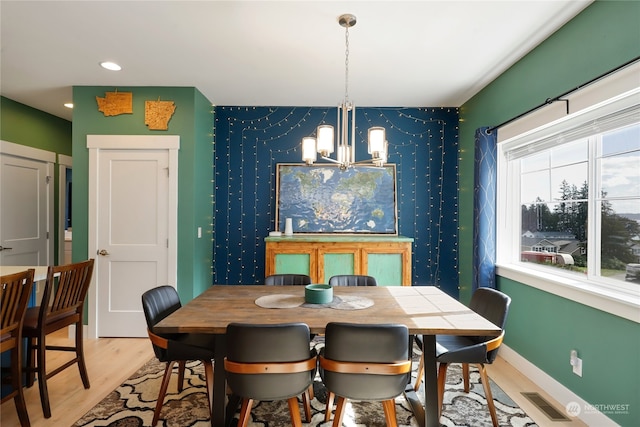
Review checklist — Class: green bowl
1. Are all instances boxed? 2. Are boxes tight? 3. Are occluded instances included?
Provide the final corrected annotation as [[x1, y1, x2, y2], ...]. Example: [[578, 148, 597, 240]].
[[305, 284, 333, 304]]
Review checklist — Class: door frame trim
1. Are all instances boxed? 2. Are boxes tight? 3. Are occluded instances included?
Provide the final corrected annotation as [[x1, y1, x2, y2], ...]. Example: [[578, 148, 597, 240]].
[[0, 140, 55, 267], [58, 154, 72, 267], [86, 135, 179, 338]]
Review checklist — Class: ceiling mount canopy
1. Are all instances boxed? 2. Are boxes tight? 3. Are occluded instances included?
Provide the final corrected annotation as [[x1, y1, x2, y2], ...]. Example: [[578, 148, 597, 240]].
[[301, 13, 388, 170]]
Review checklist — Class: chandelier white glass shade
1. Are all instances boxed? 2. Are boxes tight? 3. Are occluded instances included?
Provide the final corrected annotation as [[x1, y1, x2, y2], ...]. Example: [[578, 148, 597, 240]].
[[301, 14, 388, 169]]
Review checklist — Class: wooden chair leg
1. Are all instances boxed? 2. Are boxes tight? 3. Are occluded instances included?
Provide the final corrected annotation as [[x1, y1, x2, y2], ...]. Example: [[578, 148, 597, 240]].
[[152, 361, 176, 427], [382, 399, 398, 427], [462, 363, 470, 392], [75, 321, 90, 389], [11, 343, 31, 426], [36, 333, 51, 418], [437, 362, 449, 419], [414, 354, 424, 391], [308, 383, 315, 400], [203, 360, 214, 415], [477, 364, 499, 427], [287, 396, 303, 427], [237, 398, 253, 427], [332, 396, 348, 427], [177, 361, 186, 392], [324, 391, 335, 422], [302, 388, 312, 422], [25, 337, 36, 387]]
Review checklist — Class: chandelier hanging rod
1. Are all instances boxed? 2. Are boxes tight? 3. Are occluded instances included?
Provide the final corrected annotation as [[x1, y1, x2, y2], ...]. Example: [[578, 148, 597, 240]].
[[301, 13, 388, 170]]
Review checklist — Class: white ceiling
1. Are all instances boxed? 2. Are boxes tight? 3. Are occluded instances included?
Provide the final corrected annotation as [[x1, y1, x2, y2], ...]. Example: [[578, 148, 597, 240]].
[[1, 1, 592, 121]]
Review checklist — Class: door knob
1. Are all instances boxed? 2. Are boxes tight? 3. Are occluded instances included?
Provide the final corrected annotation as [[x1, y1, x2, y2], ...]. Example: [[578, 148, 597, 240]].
[[0, 246, 13, 251], [97, 249, 110, 256]]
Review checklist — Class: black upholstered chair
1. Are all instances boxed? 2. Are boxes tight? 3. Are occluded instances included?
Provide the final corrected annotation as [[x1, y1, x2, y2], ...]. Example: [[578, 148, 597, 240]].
[[141, 285, 216, 427], [328, 275, 377, 287], [414, 287, 511, 427], [1, 269, 35, 427], [22, 259, 94, 418], [224, 323, 317, 427], [320, 322, 412, 427], [264, 274, 312, 286]]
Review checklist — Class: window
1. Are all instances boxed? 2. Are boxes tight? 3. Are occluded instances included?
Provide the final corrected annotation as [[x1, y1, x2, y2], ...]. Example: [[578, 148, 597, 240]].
[[497, 87, 640, 319], [516, 124, 639, 281]]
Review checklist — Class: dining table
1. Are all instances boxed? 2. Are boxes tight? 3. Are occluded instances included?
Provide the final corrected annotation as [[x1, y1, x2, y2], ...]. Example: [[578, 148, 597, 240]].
[[154, 284, 501, 427], [0, 265, 49, 281]]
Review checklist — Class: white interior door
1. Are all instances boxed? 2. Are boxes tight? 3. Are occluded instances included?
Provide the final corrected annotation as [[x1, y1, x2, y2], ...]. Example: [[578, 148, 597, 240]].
[[88, 135, 178, 338], [0, 142, 54, 267]]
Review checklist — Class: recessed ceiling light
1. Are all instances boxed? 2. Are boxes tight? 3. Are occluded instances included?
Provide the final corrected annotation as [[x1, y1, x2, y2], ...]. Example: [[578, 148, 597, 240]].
[[100, 61, 122, 71], [64, 103, 74, 109]]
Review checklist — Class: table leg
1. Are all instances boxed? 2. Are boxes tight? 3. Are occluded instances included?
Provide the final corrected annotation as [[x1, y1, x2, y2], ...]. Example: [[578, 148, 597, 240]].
[[423, 335, 439, 427], [404, 335, 424, 425]]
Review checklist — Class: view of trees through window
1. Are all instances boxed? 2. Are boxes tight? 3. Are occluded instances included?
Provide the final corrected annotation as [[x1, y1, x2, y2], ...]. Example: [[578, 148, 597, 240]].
[[519, 123, 640, 284]]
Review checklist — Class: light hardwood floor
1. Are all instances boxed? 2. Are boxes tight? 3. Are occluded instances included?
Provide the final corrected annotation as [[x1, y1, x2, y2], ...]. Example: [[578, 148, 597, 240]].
[[1, 329, 153, 427], [1, 329, 586, 427]]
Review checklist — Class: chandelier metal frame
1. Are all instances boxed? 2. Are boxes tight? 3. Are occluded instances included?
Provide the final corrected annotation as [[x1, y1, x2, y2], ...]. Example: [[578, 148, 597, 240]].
[[301, 13, 388, 170]]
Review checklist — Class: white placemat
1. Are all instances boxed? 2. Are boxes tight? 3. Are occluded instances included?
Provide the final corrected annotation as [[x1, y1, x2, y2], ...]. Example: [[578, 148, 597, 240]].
[[255, 294, 374, 310], [255, 294, 304, 308], [330, 295, 374, 310]]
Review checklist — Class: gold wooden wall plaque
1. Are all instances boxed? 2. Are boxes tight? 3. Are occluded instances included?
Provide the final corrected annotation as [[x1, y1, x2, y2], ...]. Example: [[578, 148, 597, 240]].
[[145, 100, 176, 130], [96, 91, 133, 116]]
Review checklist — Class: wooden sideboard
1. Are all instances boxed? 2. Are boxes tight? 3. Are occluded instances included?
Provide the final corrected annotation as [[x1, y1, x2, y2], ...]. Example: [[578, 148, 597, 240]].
[[265, 235, 413, 286]]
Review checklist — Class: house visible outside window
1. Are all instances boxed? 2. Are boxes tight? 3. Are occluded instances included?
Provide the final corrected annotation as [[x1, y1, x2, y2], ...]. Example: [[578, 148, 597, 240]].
[[495, 71, 640, 318], [515, 124, 639, 282]]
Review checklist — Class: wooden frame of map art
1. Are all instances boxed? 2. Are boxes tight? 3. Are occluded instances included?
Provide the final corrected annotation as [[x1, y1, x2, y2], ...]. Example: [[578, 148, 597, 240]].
[[275, 163, 398, 235]]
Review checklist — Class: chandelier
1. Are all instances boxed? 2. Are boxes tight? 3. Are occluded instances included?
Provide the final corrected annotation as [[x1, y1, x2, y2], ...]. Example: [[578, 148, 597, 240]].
[[301, 14, 388, 170]]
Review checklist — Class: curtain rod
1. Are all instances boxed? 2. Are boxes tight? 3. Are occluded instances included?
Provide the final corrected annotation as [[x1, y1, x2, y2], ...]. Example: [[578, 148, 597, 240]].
[[486, 55, 640, 134]]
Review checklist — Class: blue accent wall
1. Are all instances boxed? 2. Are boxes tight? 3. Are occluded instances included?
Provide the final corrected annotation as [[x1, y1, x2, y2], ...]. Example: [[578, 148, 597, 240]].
[[213, 106, 460, 295]]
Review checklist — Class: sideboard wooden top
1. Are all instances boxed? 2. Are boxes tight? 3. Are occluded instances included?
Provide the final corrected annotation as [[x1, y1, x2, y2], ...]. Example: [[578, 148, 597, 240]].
[[265, 235, 414, 243]]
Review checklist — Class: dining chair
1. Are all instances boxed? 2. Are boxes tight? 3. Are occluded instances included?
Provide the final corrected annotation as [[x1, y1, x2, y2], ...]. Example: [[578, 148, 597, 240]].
[[1, 269, 35, 427], [264, 273, 316, 400], [264, 274, 312, 286], [319, 322, 412, 427], [321, 274, 378, 412], [22, 259, 94, 418], [224, 322, 317, 427], [142, 285, 216, 427], [413, 287, 511, 427], [328, 275, 378, 287]]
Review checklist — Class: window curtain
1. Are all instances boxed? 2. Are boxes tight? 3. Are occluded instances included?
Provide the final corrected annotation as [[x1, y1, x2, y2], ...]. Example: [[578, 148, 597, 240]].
[[472, 127, 497, 290]]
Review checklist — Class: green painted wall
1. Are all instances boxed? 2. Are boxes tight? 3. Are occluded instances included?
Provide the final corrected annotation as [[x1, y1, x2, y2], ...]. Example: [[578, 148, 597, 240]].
[[458, 2, 640, 424], [1, 96, 72, 155], [499, 276, 639, 423], [189, 90, 215, 299], [1, 96, 72, 263], [71, 86, 214, 302]]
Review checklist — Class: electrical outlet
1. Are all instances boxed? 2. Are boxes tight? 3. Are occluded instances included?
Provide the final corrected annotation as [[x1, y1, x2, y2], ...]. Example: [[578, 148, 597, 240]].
[[570, 349, 583, 377]]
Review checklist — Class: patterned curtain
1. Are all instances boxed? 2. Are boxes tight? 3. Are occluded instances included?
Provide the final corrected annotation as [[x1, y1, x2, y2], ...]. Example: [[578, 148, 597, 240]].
[[473, 127, 497, 290]]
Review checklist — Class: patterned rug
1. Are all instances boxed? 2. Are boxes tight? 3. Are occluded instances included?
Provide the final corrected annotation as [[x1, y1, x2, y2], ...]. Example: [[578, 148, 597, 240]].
[[73, 342, 537, 427]]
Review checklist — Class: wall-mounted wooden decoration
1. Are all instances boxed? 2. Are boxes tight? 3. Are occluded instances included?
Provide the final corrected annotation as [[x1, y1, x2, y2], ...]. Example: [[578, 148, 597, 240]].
[[96, 91, 133, 116], [144, 99, 176, 130]]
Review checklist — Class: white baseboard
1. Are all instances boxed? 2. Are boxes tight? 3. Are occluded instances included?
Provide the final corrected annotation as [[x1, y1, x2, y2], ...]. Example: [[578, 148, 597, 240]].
[[500, 344, 618, 426]]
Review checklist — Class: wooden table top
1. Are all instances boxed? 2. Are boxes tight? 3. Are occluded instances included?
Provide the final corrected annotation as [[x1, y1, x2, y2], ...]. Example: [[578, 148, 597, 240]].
[[154, 285, 501, 337]]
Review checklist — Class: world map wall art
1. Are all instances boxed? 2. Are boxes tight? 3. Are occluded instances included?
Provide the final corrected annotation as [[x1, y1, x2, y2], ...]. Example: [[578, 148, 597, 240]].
[[276, 164, 398, 235]]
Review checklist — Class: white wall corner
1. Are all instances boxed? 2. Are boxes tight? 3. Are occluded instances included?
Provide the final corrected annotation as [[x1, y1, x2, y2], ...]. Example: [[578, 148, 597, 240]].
[[499, 344, 618, 426]]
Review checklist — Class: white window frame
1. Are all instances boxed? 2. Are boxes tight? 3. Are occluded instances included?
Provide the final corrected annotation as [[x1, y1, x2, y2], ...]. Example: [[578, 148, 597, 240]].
[[496, 75, 640, 323]]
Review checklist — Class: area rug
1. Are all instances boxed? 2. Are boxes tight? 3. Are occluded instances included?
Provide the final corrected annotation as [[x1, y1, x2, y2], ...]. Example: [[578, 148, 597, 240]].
[[73, 343, 537, 427]]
